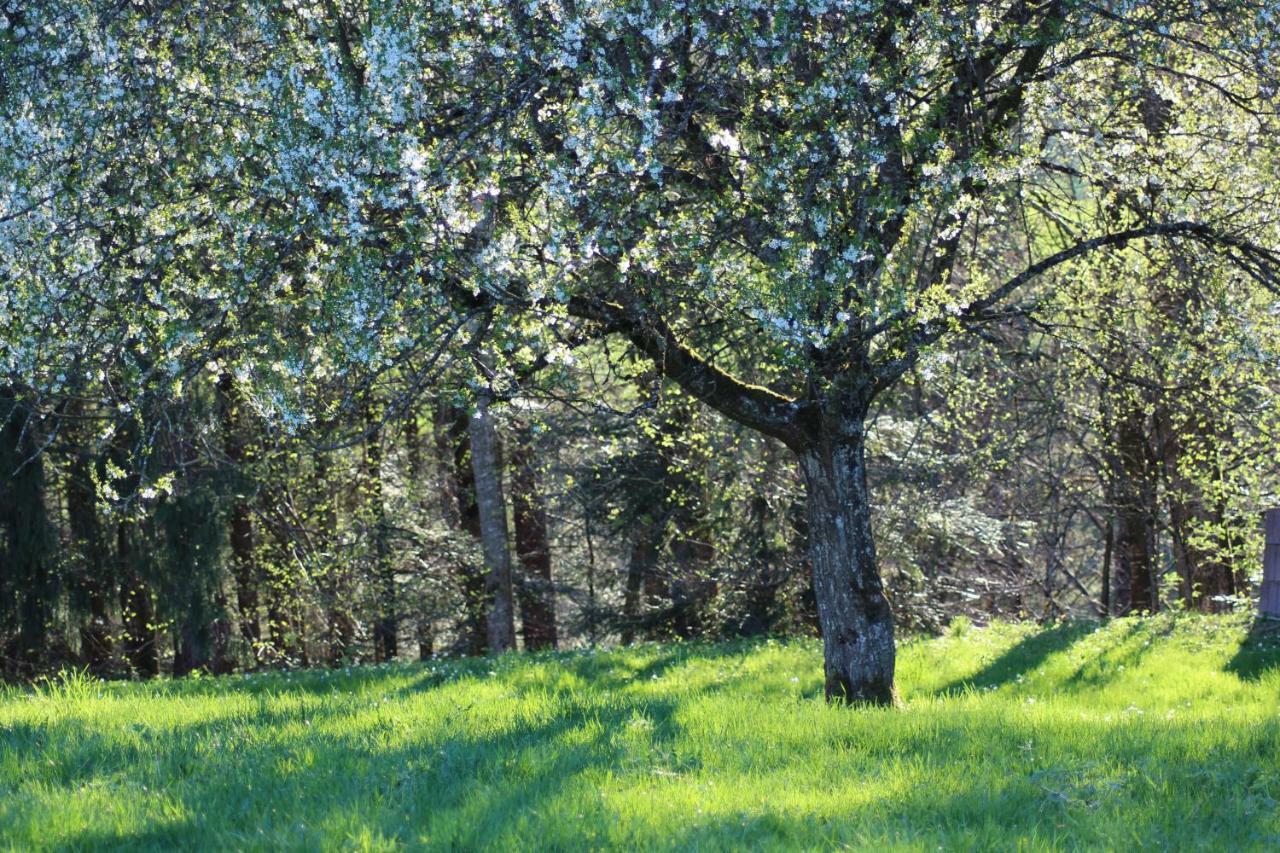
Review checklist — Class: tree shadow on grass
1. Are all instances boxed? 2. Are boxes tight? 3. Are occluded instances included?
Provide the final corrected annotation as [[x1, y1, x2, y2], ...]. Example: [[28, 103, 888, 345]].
[[18, 657, 1280, 851], [51, 820, 202, 851], [931, 621, 1100, 697], [392, 640, 768, 700], [1225, 618, 1280, 682]]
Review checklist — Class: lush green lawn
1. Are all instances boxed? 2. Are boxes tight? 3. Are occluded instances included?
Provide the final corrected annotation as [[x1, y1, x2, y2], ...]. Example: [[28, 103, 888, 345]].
[[1, 615, 1278, 851]]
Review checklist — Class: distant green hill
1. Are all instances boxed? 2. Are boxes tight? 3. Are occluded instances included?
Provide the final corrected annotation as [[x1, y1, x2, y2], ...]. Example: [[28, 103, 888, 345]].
[[2, 614, 1278, 850]]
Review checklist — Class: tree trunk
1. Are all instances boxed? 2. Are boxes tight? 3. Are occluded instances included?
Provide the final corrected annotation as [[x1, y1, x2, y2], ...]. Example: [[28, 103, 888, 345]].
[[795, 428, 895, 705], [0, 391, 57, 675], [1100, 519, 1113, 617], [510, 425, 557, 651], [740, 494, 783, 636], [116, 520, 158, 678], [1160, 407, 1239, 612], [1113, 404, 1157, 614], [66, 448, 114, 673], [218, 374, 261, 654], [404, 414, 435, 661], [622, 528, 661, 644], [434, 400, 487, 655], [468, 392, 516, 653], [364, 405, 397, 662]]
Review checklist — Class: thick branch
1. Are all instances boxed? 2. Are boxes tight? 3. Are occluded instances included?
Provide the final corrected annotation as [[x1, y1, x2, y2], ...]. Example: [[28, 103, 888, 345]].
[[566, 294, 801, 443]]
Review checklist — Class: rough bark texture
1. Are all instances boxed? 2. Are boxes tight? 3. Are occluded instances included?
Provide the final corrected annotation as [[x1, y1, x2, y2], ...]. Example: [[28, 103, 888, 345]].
[[468, 393, 516, 652], [796, 429, 895, 705], [510, 426, 557, 651]]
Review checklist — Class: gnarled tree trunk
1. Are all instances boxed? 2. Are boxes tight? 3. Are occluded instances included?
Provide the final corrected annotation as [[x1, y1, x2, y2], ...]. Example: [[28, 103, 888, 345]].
[[795, 425, 895, 705]]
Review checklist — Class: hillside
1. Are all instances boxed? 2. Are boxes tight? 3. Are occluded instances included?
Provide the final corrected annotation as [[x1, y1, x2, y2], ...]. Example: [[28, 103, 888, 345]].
[[2, 615, 1278, 850]]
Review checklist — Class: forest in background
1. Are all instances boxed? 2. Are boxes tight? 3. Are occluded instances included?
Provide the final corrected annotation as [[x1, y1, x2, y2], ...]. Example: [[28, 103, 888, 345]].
[[3, 1, 1280, 692], [4, 250, 1277, 678]]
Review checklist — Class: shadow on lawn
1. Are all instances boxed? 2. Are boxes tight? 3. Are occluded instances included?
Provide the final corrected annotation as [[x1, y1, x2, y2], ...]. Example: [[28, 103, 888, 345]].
[[17, 639, 1280, 850], [40, 687, 686, 849], [392, 639, 764, 699], [60, 821, 202, 850], [1225, 618, 1280, 682], [10, 643, 758, 848], [932, 621, 1099, 697]]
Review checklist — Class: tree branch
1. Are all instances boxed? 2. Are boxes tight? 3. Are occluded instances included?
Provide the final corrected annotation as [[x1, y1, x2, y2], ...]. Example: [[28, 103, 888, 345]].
[[565, 293, 801, 444]]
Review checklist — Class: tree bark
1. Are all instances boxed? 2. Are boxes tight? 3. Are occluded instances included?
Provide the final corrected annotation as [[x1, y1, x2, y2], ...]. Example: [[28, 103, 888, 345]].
[[314, 453, 354, 664], [510, 425, 557, 650], [468, 392, 516, 653], [218, 374, 262, 655], [0, 391, 57, 674], [364, 405, 397, 662], [622, 527, 661, 644], [1101, 519, 1113, 617], [435, 400, 488, 655], [740, 494, 784, 637], [1112, 404, 1158, 614], [795, 427, 895, 705], [66, 448, 114, 673]]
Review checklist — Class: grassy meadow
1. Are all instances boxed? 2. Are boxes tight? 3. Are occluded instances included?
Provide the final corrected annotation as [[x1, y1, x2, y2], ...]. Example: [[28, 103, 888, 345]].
[[1, 614, 1278, 850]]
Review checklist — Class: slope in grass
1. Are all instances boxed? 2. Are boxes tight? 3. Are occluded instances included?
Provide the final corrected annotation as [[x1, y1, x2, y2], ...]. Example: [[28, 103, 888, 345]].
[[1, 614, 1278, 850]]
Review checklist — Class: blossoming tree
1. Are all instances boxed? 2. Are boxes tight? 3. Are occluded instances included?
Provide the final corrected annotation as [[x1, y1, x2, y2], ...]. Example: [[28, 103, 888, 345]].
[[4, 0, 1280, 702]]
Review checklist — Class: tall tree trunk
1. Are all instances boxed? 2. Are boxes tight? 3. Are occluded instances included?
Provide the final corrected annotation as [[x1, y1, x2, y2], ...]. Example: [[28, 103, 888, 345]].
[[314, 453, 354, 664], [66, 448, 114, 673], [1112, 404, 1157, 614], [0, 391, 57, 675], [468, 392, 516, 653], [510, 425, 557, 651], [795, 425, 895, 705], [115, 522, 158, 677], [622, 527, 660, 644], [1100, 519, 1113, 616], [1159, 407, 1239, 612], [404, 414, 435, 660], [364, 405, 397, 662], [218, 374, 261, 655], [740, 494, 783, 636], [434, 400, 487, 655]]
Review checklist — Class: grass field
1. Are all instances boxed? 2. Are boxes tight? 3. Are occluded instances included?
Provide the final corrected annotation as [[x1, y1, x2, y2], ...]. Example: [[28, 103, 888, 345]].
[[1, 614, 1278, 851]]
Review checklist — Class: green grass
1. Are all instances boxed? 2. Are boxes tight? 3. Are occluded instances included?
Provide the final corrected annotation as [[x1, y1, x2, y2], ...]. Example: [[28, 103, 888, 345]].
[[2, 614, 1279, 851]]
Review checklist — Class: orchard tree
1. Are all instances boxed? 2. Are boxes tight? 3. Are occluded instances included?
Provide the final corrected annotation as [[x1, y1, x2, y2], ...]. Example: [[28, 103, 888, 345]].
[[5, 0, 1280, 702], [480, 0, 1280, 701]]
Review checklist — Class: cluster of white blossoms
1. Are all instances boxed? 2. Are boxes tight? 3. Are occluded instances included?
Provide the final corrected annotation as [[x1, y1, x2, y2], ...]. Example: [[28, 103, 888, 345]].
[[0, 0, 1278, 424]]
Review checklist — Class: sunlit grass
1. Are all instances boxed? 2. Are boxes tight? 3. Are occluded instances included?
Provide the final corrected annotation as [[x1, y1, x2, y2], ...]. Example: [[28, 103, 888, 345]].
[[2, 614, 1278, 850]]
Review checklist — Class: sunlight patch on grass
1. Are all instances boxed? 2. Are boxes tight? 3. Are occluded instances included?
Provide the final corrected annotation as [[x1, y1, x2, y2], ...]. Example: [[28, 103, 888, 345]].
[[1, 614, 1278, 849]]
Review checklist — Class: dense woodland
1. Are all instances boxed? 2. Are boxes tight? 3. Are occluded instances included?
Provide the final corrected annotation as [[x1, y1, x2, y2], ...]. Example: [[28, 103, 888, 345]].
[[4, 1, 1280, 702]]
